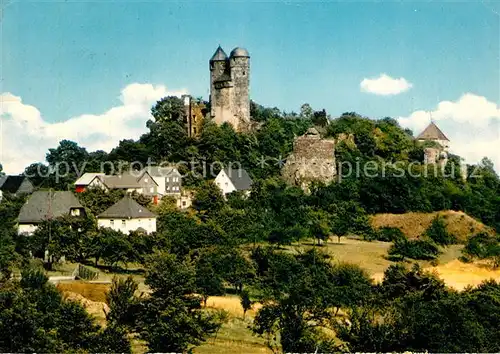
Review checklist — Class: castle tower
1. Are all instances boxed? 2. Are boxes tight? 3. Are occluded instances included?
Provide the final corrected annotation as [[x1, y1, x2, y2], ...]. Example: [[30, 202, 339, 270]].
[[416, 121, 450, 165], [229, 47, 250, 129], [209, 46, 250, 131]]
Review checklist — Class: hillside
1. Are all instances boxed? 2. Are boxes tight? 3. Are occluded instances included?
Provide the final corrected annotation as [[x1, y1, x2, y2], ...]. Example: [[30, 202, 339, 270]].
[[371, 210, 495, 242]]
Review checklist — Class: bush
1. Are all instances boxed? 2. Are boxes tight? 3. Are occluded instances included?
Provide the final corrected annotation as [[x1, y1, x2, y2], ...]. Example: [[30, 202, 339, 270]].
[[375, 227, 407, 242], [425, 217, 456, 246], [388, 239, 440, 261], [462, 232, 500, 267]]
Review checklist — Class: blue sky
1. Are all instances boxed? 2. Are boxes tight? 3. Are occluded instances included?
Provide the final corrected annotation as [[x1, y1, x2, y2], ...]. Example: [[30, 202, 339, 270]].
[[1, 0, 499, 173]]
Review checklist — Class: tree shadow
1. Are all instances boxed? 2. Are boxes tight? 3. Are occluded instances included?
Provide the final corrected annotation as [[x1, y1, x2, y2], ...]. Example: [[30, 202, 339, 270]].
[[80, 259, 145, 275]]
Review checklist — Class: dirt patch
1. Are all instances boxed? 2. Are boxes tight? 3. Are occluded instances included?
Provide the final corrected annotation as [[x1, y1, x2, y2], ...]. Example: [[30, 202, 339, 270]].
[[425, 259, 500, 290], [371, 210, 494, 241], [62, 291, 109, 324], [57, 281, 110, 303], [206, 295, 262, 318]]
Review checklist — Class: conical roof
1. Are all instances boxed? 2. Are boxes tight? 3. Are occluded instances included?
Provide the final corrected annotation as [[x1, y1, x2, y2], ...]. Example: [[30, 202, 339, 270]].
[[98, 196, 156, 219], [210, 46, 228, 62], [416, 122, 449, 141]]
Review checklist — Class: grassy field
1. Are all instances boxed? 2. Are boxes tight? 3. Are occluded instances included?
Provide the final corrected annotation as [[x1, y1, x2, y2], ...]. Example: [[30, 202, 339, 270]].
[[371, 210, 494, 241], [46, 236, 498, 353]]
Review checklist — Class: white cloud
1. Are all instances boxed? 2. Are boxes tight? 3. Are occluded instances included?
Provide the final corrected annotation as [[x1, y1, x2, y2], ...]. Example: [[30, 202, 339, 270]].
[[398, 93, 500, 172], [0, 84, 187, 174], [360, 73, 413, 96]]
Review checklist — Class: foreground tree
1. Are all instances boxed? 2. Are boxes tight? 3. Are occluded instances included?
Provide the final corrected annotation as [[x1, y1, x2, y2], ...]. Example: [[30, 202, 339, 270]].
[[135, 252, 224, 352], [0, 268, 130, 353], [252, 249, 372, 353]]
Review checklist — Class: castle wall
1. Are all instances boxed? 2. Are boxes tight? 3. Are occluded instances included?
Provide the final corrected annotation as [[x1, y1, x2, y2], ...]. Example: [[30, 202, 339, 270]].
[[212, 85, 234, 127], [282, 131, 336, 191]]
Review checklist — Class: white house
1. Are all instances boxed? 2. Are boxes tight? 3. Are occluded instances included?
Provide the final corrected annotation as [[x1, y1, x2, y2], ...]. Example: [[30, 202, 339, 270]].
[[214, 167, 253, 196], [17, 191, 85, 235], [97, 196, 157, 234]]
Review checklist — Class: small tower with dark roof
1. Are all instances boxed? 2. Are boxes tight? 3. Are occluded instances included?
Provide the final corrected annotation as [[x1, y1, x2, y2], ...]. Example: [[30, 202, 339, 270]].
[[209, 45, 250, 131]]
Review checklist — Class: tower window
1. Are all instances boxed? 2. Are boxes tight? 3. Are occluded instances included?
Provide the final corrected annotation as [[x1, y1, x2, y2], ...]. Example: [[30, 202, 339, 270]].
[[243, 71, 246, 75]]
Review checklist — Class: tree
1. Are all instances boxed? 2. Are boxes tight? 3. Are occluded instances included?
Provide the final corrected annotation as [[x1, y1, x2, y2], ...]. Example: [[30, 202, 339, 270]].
[[240, 289, 253, 318], [192, 180, 225, 217], [23, 163, 51, 188], [194, 249, 225, 306], [106, 276, 139, 329], [0, 267, 130, 353], [252, 249, 372, 353], [151, 96, 186, 124], [312, 109, 328, 127], [46, 140, 89, 189], [91, 228, 132, 267], [0, 228, 18, 281], [307, 209, 331, 245], [134, 252, 225, 352], [300, 103, 314, 120], [425, 216, 456, 245]]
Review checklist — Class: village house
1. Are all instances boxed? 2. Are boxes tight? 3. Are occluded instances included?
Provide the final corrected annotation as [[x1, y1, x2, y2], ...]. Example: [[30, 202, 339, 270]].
[[74, 173, 107, 193], [97, 196, 157, 234], [140, 166, 182, 197], [0, 175, 35, 202], [17, 191, 85, 235], [214, 167, 253, 197], [74, 171, 159, 202]]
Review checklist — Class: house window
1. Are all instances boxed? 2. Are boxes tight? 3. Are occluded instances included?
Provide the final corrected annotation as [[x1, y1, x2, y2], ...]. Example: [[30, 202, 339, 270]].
[[150, 187, 154, 193], [166, 177, 170, 182], [167, 186, 170, 191], [144, 178, 148, 182], [122, 220, 126, 227], [182, 201, 186, 207], [110, 220, 114, 226], [71, 209, 80, 216]]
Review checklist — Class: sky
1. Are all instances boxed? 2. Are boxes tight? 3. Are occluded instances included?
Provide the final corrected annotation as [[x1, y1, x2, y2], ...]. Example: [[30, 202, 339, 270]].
[[1, 0, 499, 173]]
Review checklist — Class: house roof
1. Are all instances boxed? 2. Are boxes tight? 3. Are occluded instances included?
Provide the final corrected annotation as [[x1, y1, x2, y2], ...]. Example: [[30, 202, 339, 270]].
[[102, 172, 158, 189], [223, 168, 253, 191], [74, 173, 106, 186], [140, 166, 180, 178], [416, 122, 450, 141], [210, 46, 228, 61], [0, 175, 32, 194], [18, 191, 84, 223], [98, 196, 156, 219]]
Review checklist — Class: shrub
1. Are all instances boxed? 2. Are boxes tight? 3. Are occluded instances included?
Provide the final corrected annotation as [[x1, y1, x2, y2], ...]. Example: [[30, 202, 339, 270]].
[[375, 227, 406, 242], [463, 232, 500, 267], [425, 217, 456, 246], [388, 239, 440, 261]]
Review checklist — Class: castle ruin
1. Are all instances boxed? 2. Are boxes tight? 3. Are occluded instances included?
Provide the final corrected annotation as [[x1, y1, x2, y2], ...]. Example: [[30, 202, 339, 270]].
[[209, 46, 250, 132], [282, 128, 336, 191]]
